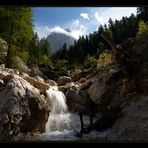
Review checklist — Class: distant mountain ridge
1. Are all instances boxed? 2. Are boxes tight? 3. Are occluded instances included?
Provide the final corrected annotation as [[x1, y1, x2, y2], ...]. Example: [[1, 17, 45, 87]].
[[46, 30, 75, 53]]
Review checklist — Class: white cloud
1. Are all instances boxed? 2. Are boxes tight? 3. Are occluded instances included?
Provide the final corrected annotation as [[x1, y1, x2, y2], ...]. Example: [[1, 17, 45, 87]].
[[33, 24, 50, 39], [94, 12, 104, 24], [50, 26, 70, 35], [49, 25, 86, 40], [94, 7, 137, 25], [71, 20, 79, 27], [68, 19, 87, 39], [80, 13, 90, 20], [34, 23, 86, 40]]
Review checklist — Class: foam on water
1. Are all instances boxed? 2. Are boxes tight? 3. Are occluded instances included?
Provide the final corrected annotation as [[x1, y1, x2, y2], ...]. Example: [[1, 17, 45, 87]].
[[31, 113, 109, 141], [45, 86, 71, 132]]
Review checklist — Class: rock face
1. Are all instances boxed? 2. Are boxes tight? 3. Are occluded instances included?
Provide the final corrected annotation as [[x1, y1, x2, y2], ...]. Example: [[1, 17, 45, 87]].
[[88, 72, 117, 105], [15, 56, 30, 73], [24, 76, 49, 95], [72, 68, 97, 81], [28, 64, 48, 80], [0, 69, 50, 141], [59, 34, 148, 140], [57, 76, 71, 86], [79, 79, 93, 91], [65, 88, 92, 114], [45, 79, 57, 86], [0, 34, 147, 141], [47, 32, 75, 53], [90, 34, 148, 139], [107, 95, 148, 141]]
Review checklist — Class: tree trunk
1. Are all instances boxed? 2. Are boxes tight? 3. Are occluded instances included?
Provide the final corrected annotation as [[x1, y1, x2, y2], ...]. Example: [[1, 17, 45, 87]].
[[101, 33, 133, 66], [101, 33, 118, 55], [5, 21, 14, 68]]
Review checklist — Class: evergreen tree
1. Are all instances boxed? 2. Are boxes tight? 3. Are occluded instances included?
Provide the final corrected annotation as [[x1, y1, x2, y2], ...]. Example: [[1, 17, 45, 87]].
[[0, 7, 34, 68], [51, 10, 141, 69], [137, 7, 148, 22], [28, 32, 40, 64]]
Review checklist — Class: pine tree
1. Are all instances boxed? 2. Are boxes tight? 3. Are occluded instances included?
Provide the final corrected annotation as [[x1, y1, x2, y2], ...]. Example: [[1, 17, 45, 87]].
[[28, 32, 40, 64], [0, 7, 34, 68], [137, 7, 148, 22]]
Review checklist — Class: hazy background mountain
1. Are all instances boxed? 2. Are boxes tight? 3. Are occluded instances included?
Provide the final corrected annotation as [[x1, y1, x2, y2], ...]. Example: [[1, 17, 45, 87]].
[[47, 29, 75, 53]]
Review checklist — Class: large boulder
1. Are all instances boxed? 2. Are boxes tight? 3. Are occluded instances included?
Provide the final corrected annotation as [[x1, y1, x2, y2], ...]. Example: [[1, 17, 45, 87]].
[[24, 76, 49, 95], [15, 56, 30, 73], [58, 82, 79, 94], [45, 79, 57, 86], [0, 67, 19, 79], [77, 78, 87, 83], [65, 88, 91, 114], [88, 71, 118, 105], [79, 79, 93, 91], [28, 64, 48, 80], [57, 76, 71, 86], [0, 75, 50, 141], [72, 68, 98, 81]]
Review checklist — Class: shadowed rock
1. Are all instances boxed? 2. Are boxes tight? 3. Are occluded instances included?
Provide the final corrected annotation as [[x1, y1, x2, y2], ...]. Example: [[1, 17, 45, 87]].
[[0, 75, 50, 141]]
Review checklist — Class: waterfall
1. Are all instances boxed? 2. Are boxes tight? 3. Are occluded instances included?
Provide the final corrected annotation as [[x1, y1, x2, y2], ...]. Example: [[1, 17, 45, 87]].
[[45, 86, 71, 132], [30, 86, 101, 141]]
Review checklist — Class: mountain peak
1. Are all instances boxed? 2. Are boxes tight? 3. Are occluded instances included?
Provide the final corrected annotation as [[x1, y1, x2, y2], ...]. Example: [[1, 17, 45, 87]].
[[65, 28, 71, 33], [47, 31, 75, 53]]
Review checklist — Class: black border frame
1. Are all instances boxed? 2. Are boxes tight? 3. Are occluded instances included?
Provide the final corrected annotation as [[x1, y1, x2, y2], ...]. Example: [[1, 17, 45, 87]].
[[0, 0, 147, 6]]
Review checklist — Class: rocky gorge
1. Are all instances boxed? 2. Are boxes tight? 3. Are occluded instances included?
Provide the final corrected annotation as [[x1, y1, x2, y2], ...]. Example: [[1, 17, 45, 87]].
[[0, 34, 148, 142]]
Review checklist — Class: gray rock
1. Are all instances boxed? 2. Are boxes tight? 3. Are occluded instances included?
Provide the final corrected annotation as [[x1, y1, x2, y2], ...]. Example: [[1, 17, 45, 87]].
[[45, 79, 57, 86], [0, 76, 49, 141], [57, 76, 71, 86], [79, 79, 93, 90]]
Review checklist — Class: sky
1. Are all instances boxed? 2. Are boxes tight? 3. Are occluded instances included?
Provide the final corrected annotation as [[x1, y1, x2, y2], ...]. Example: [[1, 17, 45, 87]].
[[32, 7, 137, 40]]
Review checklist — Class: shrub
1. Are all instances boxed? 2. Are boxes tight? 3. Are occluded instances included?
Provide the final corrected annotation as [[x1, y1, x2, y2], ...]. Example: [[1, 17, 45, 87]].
[[17, 50, 29, 63], [83, 54, 97, 68], [55, 59, 69, 70], [97, 50, 114, 68], [137, 20, 148, 37], [38, 55, 52, 65]]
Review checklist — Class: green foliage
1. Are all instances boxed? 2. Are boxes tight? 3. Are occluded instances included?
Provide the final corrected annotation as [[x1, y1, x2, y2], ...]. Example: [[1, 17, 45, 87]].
[[104, 28, 113, 40], [83, 54, 97, 68], [54, 59, 69, 70], [0, 7, 34, 68], [11, 56, 27, 73], [28, 33, 51, 67], [51, 12, 140, 68], [38, 38, 51, 57], [0, 39, 7, 64], [97, 51, 114, 68], [1, 7, 146, 72], [98, 42, 104, 51], [108, 14, 138, 44], [137, 20, 148, 37], [17, 50, 29, 63], [137, 7, 148, 22], [38, 55, 52, 65]]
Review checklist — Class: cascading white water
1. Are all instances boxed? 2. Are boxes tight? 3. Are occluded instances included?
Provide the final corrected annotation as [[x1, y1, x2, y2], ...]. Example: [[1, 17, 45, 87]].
[[30, 87, 102, 141], [45, 86, 71, 132]]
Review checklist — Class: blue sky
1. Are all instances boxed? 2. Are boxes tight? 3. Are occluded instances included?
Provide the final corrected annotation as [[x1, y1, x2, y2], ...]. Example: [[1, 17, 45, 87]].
[[32, 7, 137, 40]]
